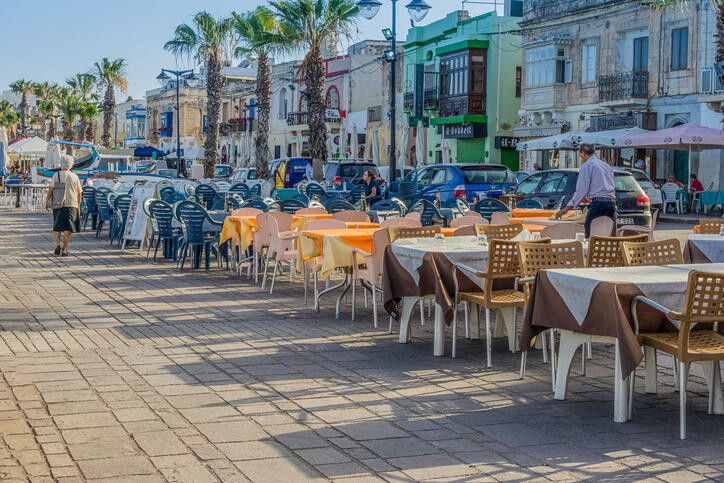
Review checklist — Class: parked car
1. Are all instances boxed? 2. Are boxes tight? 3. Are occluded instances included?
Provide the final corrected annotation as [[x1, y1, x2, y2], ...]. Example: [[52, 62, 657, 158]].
[[513, 170, 534, 183], [378, 165, 415, 184], [214, 164, 234, 180], [323, 161, 380, 186], [413, 164, 518, 203], [617, 167, 663, 209], [269, 157, 310, 188], [513, 168, 652, 227], [230, 167, 264, 189]]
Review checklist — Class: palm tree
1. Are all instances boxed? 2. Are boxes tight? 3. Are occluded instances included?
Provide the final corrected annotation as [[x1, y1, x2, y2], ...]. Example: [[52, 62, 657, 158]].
[[269, 0, 359, 181], [0, 101, 21, 140], [34, 82, 59, 139], [92, 58, 128, 147], [9, 79, 34, 135], [233, 7, 286, 179], [79, 101, 99, 143], [67, 73, 97, 101], [165, 12, 235, 178], [55, 87, 82, 152]]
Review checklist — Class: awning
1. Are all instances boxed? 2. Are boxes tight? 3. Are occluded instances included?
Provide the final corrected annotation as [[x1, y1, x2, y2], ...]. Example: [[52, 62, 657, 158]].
[[134, 146, 166, 158], [517, 127, 650, 151], [513, 125, 563, 138]]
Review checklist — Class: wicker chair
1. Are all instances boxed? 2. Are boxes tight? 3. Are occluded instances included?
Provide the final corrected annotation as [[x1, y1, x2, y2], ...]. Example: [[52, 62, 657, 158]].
[[700, 218, 724, 235], [631, 270, 724, 439], [387, 225, 441, 242], [587, 234, 649, 268], [518, 241, 585, 382], [621, 238, 684, 266], [452, 239, 527, 366], [473, 222, 524, 241]]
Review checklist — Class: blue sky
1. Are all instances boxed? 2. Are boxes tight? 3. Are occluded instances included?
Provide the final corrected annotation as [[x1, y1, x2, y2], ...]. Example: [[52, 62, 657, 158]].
[[4, 1, 502, 100]]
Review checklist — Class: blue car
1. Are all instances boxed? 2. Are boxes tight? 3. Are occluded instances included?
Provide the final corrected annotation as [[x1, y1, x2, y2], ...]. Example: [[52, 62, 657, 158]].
[[413, 164, 517, 203]]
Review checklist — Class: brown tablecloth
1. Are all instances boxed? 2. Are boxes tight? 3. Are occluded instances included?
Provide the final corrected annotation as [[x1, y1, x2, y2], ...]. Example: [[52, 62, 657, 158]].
[[520, 272, 674, 378]]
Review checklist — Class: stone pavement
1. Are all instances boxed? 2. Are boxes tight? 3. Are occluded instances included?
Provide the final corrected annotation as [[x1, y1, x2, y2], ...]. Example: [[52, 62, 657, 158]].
[[0, 207, 722, 482]]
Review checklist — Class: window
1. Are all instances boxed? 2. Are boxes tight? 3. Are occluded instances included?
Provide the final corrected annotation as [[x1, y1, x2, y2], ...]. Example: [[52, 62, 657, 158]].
[[581, 42, 597, 84], [514, 173, 543, 195], [460, 166, 516, 185], [633, 36, 648, 73], [202, 115, 206, 133], [439, 54, 469, 97], [325, 86, 340, 109], [526, 46, 569, 86], [515, 67, 522, 97], [539, 172, 568, 193], [417, 168, 433, 186], [671, 28, 688, 71], [429, 167, 448, 185]]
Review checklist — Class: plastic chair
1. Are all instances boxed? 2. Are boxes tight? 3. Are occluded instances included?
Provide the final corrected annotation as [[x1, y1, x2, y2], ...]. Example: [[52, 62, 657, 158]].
[[516, 198, 544, 210], [324, 198, 356, 214], [474, 223, 523, 240], [541, 223, 585, 240], [351, 228, 391, 327], [451, 215, 488, 228], [387, 225, 441, 242], [195, 184, 219, 209], [661, 183, 683, 214], [306, 182, 328, 201], [81, 186, 98, 231], [265, 200, 284, 212], [159, 186, 176, 202], [617, 209, 658, 240], [111, 194, 132, 247], [229, 183, 250, 198], [300, 219, 347, 305], [214, 181, 231, 192], [249, 184, 262, 196], [589, 217, 615, 237], [490, 212, 511, 225], [292, 193, 310, 205], [175, 200, 222, 271], [332, 210, 370, 223], [380, 217, 422, 229], [700, 218, 724, 234], [346, 184, 367, 208], [241, 198, 268, 211], [148, 200, 182, 261], [296, 207, 327, 215], [370, 199, 403, 217], [266, 214, 299, 294], [282, 198, 307, 214], [406, 199, 445, 226], [93, 189, 112, 238], [442, 197, 470, 216], [183, 184, 196, 197], [232, 207, 263, 217], [587, 234, 650, 268], [473, 198, 509, 221], [396, 180, 417, 206], [621, 238, 684, 266], [258, 212, 294, 289]]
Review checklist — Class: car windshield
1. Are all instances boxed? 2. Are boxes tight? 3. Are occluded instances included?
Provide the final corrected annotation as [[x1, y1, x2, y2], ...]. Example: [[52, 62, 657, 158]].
[[461, 166, 516, 185], [630, 171, 649, 183], [215, 166, 231, 177], [339, 165, 377, 179], [614, 173, 642, 193], [247, 169, 256, 180]]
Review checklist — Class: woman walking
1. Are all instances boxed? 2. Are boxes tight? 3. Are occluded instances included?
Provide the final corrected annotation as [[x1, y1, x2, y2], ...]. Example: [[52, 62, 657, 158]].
[[45, 154, 82, 256]]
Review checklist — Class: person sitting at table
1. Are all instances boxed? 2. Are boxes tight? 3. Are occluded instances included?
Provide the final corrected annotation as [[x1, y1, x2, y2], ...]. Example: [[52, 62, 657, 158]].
[[689, 173, 704, 192], [362, 169, 381, 204], [555, 143, 616, 238], [665, 173, 684, 189], [45, 154, 82, 256]]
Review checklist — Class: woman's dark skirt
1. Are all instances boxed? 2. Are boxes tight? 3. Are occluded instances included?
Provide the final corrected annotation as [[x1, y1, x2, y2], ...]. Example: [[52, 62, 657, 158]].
[[52, 207, 81, 233]]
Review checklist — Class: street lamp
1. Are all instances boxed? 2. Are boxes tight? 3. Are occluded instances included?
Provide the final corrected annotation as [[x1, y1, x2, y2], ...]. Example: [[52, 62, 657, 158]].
[[356, 0, 431, 181], [157, 68, 194, 178]]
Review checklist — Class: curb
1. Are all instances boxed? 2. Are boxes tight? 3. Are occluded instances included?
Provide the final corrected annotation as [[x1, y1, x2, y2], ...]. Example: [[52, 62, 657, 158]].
[[658, 215, 699, 225]]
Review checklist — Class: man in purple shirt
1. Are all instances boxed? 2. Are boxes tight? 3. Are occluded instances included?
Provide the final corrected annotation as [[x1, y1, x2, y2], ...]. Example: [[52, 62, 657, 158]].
[[556, 143, 616, 237]]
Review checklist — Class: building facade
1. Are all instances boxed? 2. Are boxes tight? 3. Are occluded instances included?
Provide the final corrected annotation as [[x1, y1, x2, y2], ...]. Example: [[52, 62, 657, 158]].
[[218, 63, 257, 166], [402, 10, 523, 170], [518, 0, 722, 187], [123, 103, 147, 148]]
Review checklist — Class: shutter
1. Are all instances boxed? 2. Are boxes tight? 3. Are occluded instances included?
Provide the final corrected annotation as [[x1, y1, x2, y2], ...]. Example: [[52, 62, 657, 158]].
[[456, 139, 487, 163], [565, 60, 572, 83], [701, 68, 712, 94]]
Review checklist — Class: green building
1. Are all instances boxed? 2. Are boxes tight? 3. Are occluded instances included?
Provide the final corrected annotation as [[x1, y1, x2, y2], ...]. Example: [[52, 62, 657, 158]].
[[403, 10, 522, 171]]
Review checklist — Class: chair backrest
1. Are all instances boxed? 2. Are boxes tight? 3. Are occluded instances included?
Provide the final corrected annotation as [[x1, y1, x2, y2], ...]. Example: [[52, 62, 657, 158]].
[[175, 200, 208, 244], [324, 198, 356, 213], [453, 226, 475, 236], [518, 240, 583, 280], [370, 199, 403, 216], [388, 225, 441, 242], [397, 180, 417, 204], [590, 216, 614, 236], [183, 184, 196, 196], [700, 218, 723, 235], [241, 198, 268, 210], [490, 212, 511, 225], [366, 228, 392, 280], [474, 222, 523, 240], [306, 182, 328, 201], [516, 198, 544, 210], [332, 210, 370, 222], [143, 198, 154, 218], [380, 217, 422, 229], [264, 200, 284, 212], [308, 200, 325, 209], [650, 209, 659, 230], [296, 207, 327, 215], [231, 207, 263, 216], [148, 200, 175, 237], [267, 211, 293, 232], [407, 199, 444, 226], [282, 198, 307, 214], [621, 238, 684, 266], [303, 219, 347, 231], [214, 181, 230, 192], [292, 193, 310, 205], [587, 234, 650, 267], [678, 271, 724, 359], [451, 215, 488, 228], [404, 212, 421, 221], [389, 197, 408, 213], [114, 194, 133, 222], [661, 183, 680, 200], [296, 181, 308, 195], [473, 198, 509, 221], [249, 183, 262, 196], [254, 213, 272, 249], [486, 239, 523, 278], [229, 183, 251, 198], [82, 186, 98, 212], [94, 189, 111, 219], [540, 223, 585, 240], [442, 197, 469, 216], [195, 184, 218, 208], [159, 186, 175, 197]]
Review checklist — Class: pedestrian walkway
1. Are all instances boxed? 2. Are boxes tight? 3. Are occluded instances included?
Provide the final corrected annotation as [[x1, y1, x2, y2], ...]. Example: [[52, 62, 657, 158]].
[[0, 208, 722, 481]]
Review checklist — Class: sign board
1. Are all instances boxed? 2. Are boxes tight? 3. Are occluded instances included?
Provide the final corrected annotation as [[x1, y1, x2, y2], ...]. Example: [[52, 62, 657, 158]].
[[443, 123, 487, 139], [414, 64, 425, 118], [590, 112, 657, 132], [325, 109, 341, 120], [123, 180, 160, 249], [495, 136, 520, 150], [178, 148, 184, 156]]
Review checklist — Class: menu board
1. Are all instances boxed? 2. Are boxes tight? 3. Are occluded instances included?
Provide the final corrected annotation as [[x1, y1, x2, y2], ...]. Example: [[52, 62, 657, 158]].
[[122, 180, 160, 250]]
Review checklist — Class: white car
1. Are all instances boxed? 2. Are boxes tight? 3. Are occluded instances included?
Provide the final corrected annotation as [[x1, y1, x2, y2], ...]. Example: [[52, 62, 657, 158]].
[[624, 168, 663, 209], [230, 167, 264, 189]]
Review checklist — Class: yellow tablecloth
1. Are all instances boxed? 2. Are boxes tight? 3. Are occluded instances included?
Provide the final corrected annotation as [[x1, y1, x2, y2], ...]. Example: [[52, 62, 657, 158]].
[[299, 228, 380, 278]]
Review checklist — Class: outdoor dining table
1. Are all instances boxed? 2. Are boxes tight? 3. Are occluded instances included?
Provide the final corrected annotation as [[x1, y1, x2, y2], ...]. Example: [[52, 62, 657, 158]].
[[683, 234, 724, 263], [219, 213, 333, 249], [520, 262, 724, 423], [5, 183, 49, 213]]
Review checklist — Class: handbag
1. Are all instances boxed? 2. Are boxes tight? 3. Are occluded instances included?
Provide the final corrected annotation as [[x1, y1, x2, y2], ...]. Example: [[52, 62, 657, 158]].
[[48, 172, 66, 210]]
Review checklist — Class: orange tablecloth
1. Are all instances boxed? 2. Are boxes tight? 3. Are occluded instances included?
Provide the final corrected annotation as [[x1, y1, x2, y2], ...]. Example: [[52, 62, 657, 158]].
[[523, 224, 545, 233], [510, 208, 559, 219], [694, 225, 700, 234], [220, 213, 333, 248]]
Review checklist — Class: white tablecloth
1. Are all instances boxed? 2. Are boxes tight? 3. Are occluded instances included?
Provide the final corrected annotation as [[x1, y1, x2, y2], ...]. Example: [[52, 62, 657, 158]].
[[687, 234, 724, 262]]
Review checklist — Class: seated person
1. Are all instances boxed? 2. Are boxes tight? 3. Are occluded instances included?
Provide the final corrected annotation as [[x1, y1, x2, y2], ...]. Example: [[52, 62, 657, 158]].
[[689, 173, 704, 192], [362, 170, 381, 204], [665, 173, 684, 188]]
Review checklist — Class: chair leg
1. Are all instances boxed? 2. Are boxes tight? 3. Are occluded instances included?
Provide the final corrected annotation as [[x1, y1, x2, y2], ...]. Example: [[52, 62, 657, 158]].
[[261, 252, 270, 289], [550, 329, 557, 392], [351, 279, 356, 321], [269, 260, 279, 294], [587, 341, 592, 360], [541, 330, 548, 364], [644, 346, 658, 393], [680, 361, 689, 439], [419, 299, 425, 326], [485, 308, 492, 368], [672, 355, 680, 391], [253, 251, 259, 283], [153, 238, 161, 261], [519, 350, 527, 379], [452, 303, 457, 359], [371, 284, 378, 329], [303, 269, 309, 305]]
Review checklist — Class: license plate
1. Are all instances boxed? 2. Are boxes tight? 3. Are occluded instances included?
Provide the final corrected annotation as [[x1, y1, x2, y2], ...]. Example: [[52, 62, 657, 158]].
[[618, 217, 635, 225]]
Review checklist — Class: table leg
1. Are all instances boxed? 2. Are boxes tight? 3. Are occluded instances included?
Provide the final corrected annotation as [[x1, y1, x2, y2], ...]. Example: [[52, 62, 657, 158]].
[[554, 330, 586, 401], [398, 296, 420, 344], [498, 307, 517, 353], [613, 339, 630, 423], [315, 273, 347, 312], [15, 188, 20, 208], [25, 188, 29, 214], [702, 360, 724, 415], [466, 302, 480, 340], [433, 303, 445, 357]]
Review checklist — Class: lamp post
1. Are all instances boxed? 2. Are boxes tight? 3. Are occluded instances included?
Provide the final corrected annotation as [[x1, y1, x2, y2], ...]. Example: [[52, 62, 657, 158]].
[[157, 68, 196, 178], [357, 0, 431, 181]]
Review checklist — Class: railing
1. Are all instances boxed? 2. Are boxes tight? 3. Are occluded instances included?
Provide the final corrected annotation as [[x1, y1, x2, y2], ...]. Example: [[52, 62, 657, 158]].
[[598, 71, 648, 102], [700, 66, 724, 95], [228, 118, 249, 133], [423, 88, 438, 109], [403, 92, 414, 111], [286, 111, 341, 125]]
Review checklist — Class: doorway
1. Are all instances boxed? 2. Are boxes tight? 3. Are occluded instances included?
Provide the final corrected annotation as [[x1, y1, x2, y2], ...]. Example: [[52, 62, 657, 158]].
[[674, 150, 688, 184]]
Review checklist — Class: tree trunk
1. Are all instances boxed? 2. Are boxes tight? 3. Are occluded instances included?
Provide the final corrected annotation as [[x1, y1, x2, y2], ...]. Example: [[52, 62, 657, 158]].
[[204, 54, 223, 179], [101, 87, 114, 147], [19, 93, 27, 134], [254, 52, 272, 180], [305, 45, 327, 182], [79, 120, 89, 143], [62, 120, 74, 153], [86, 121, 95, 144]]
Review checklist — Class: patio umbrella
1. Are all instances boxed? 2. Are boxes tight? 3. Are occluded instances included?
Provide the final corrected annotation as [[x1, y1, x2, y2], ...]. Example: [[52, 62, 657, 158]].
[[339, 124, 347, 158], [371, 126, 380, 164], [326, 124, 333, 159], [415, 120, 426, 168], [619, 123, 724, 181], [351, 124, 358, 159], [249, 132, 256, 167], [1, 127, 11, 170], [441, 139, 451, 163], [397, 122, 410, 167]]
